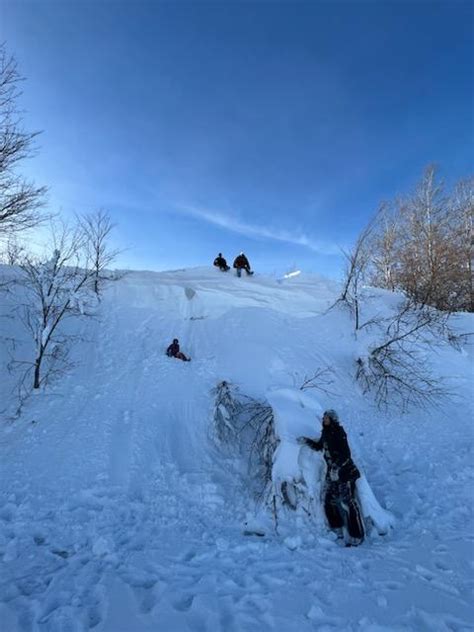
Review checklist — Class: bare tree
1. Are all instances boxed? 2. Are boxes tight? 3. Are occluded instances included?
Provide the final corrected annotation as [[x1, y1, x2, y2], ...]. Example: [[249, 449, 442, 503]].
[[397, 166, 452, 308], [0, 234, 25, 292], [450, 177, 474, 312], [332, 214, 377, 331], [78, 209, 120, 297], [365, 166, 473, 312], [367, 203, 399, 292], [339, 173, 470, 409], [15, 221, 98, 390], [3, 233, 25, 265], [0, 44, 46, 242]]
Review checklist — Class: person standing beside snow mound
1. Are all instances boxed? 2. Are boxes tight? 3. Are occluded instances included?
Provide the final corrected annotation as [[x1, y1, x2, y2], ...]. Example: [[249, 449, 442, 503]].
[[166, 338, 191, 362], [233, 252, 253, 277], [213, 253, 230, 271], [298, 409, 365, 546]]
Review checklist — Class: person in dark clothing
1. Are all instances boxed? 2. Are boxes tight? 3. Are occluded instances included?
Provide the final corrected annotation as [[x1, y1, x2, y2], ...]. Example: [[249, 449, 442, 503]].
[[166, 338, 191, 362], [298, 409, 365, 546], [233, 252, 253, 277], [213, 253, 230, 271]]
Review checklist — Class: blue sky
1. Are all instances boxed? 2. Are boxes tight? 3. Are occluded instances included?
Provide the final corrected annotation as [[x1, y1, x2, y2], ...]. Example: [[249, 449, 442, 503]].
[[1, 1, 472, 276]]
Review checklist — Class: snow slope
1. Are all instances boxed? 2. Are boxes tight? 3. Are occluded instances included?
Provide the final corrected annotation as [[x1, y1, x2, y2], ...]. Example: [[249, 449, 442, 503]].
[[0, 267, 473, 632]]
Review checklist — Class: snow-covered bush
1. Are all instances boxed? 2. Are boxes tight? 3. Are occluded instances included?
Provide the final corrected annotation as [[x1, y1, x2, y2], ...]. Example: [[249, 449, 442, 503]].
[[212, 383, 327, 530], [212, 381, 278, 502]]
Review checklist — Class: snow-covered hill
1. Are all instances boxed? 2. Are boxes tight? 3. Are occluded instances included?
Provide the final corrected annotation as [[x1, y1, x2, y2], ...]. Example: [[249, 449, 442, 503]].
[[0, 267, 473, 632]]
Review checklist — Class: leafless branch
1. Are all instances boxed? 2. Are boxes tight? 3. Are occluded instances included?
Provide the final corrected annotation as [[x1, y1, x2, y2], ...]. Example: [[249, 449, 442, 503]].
[[329, 211, 381, 330], [0, 43, 46, 240], [355, 295, 458, 410], [299, 366, 337, 396]]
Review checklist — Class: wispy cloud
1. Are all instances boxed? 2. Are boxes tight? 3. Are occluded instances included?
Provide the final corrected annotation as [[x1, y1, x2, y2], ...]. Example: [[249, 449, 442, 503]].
[[176, 204, 341, 255]]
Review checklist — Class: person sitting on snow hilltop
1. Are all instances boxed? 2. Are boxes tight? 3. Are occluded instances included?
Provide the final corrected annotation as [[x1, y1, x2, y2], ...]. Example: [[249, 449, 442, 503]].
[[213, 252, 230, 272], [166, 338, 191, 362], [297, 409, 365, 546], [233, 252, 253, 277]]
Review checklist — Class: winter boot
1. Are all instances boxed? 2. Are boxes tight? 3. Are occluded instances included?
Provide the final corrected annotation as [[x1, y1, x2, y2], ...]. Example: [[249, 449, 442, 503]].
[[335, 527, 344, 541]]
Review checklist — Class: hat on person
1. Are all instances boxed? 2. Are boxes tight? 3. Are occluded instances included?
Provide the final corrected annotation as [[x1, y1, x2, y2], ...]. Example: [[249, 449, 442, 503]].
[[323, 409, 339, 422]]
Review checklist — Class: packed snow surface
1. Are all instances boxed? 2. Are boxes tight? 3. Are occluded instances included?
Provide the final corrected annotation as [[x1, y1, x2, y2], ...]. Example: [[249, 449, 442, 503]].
[[0, 266, 473, 631]]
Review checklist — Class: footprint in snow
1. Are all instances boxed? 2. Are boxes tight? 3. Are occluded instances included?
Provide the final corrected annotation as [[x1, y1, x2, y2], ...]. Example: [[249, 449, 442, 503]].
[[434, 559, 453, 572], [51, 548, 71, 559], [173, 594, 195, 612], [415, 564, 435, 581], [87, 605, 102, 629], [179, 549, 197, 563], [130, 582, 158, 614], [377, 580, 405, 591]]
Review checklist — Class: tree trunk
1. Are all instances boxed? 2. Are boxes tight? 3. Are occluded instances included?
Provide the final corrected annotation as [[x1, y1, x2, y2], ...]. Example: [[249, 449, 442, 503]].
[[94, 270, 99, 295], [33, 358, 41, 389], [33, 345, 44, 389]]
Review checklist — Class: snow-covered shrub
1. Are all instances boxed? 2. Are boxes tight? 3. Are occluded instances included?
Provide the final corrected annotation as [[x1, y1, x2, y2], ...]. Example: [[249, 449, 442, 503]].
[[212, 380, 243, 444], [212, 383, 328, 531], [212, 381, 278, 502], [267, 388, 326, 529]]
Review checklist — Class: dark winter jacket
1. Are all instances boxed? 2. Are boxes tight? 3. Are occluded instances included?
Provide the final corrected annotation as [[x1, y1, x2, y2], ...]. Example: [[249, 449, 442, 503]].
[[233, 254, 250, 269], [304, 421, 360, 483], [214, 255, 228, 268], [166, 341, 180, 357]]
